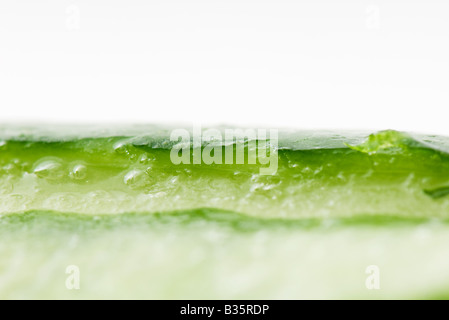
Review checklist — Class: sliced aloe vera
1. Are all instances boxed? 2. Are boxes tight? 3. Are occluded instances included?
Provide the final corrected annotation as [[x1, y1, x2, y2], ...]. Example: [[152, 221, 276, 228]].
[[1, 126, 449, 299]]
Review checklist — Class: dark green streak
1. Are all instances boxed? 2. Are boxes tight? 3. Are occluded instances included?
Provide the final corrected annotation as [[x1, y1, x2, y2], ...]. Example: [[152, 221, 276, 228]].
[[0, 209, 443, 233]]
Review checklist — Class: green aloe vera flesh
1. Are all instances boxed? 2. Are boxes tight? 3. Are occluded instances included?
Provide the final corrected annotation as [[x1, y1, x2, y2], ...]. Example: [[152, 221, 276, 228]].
[[1, 126, 449, 299]]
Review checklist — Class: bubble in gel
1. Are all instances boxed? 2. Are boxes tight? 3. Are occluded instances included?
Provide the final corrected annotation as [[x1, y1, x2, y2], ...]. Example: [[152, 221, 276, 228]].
[[139, 154, 148, 163], [33, 159, 64, 180], [124, 170, 150, 189], [113, 141, 129, 154], [70, 164, 87, 180]]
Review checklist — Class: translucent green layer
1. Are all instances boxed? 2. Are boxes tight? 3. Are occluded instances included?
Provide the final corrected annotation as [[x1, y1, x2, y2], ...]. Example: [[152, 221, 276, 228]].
[[1, 128, 449, 217]]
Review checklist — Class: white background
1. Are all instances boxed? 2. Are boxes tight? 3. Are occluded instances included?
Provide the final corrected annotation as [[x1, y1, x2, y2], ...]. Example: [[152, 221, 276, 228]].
[[0, 0, 448, 134]]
